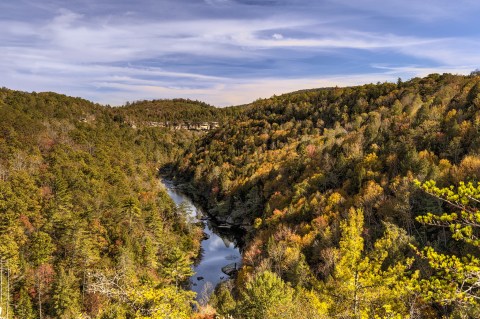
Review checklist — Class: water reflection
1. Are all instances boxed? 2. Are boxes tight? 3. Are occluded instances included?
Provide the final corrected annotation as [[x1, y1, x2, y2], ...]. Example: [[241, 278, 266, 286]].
[[161, 179, 242, 299]]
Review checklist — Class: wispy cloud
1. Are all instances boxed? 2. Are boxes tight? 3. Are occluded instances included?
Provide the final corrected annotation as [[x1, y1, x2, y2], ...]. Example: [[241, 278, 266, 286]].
[[0, 0, 479, 106]]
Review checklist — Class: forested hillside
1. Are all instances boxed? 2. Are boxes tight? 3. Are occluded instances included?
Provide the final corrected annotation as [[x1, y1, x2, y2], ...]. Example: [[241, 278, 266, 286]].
[[175, 73, 480, 318], [3, 73, 480, 319], [113, 99, 242, 127], [0, 89, 203, 318]]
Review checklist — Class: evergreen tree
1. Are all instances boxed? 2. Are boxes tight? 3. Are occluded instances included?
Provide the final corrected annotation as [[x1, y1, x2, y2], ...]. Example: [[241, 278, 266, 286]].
[[240, 270, 295, 319], [329, 208, 418, 318], [16, 288, 35, 319], [415, 180, 480, 316], [52, 267, 81, 318]]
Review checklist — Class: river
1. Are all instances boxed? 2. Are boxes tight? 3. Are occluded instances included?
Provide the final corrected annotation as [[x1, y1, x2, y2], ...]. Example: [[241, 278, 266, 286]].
[[161, 179, 242, 300]]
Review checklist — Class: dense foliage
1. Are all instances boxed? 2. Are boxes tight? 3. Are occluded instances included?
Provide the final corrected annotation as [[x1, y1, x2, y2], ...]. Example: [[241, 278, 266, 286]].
[[174, 73, 480, 318], [113, 99, 242, 126], [0, 88, 203, 318], [415, 180, 480, 311], [4, 73, 480, 318]]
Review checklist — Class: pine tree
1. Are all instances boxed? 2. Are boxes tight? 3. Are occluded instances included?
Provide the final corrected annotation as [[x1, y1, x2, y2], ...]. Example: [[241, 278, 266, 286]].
[[415, 180, 480, 314], [240, 270, 295, 319], [52, 267, 81, 318], [329, 208, 418, 318], [16, 288, 35, 319], [161, 247, 194, 288]]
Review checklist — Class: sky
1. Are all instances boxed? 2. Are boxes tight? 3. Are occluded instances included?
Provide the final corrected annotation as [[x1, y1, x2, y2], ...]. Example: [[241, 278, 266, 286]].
[[1, 0, 480, 107]]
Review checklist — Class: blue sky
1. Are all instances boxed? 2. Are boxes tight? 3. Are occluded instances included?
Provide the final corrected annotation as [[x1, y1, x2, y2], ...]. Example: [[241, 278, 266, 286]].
[[1, 0, 480, 106]]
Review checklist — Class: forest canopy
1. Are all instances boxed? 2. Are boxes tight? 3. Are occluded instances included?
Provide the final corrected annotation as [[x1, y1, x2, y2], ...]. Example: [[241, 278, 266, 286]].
[[3, 73, 480, 318], [174, 73, 480, 318], [0, 89, 203, 318]]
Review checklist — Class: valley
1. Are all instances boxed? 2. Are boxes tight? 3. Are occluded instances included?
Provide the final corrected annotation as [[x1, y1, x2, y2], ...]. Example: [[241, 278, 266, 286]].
[[1, 73, 480, 318]]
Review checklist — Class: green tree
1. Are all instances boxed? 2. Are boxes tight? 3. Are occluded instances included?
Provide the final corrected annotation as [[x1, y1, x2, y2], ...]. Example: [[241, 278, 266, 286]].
[[415, 180, 480, 315], [130, 285, 196, 319], [29, 231, 54, 266], [329, 208, 418, 318], [239, 270, 295, 319], [209, 282, 237, 316], [122, 197, 142, 228], [52, 267, 81, 318], [16, 288, 35, 319], [332, 208, 364, 318], [161, 248, 194, 288]]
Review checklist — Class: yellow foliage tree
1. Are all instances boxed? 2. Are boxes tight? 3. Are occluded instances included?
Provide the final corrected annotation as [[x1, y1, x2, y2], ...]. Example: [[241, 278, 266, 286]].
[[328, 208, 419, 318]]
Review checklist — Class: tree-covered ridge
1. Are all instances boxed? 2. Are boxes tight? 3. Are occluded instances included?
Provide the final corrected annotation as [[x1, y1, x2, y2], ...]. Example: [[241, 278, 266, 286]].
[[175, 73, 480, 317], [113, 98, 243, 126], [5, 73, 480, 318], [0, 89, 203, 318]]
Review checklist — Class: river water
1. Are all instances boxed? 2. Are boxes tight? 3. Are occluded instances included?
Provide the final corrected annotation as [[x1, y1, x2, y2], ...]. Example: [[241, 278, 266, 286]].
[[161, 179, 242, 300]]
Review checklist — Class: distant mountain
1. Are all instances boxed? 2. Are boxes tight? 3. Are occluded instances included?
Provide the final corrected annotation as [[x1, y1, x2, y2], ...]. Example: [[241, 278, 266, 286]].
[[113, 98, 243, 127]]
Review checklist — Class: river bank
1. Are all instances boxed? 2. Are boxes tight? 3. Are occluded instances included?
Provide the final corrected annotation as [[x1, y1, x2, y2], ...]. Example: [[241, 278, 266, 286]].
[[161, 179, 243, 300]]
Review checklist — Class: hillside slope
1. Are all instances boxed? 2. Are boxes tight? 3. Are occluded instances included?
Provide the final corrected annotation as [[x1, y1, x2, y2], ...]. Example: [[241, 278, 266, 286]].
[[3, 73, 480, 318], [113, 98, 243, 128], [0, 88, 203, 318], [175, 73, 480, 318]]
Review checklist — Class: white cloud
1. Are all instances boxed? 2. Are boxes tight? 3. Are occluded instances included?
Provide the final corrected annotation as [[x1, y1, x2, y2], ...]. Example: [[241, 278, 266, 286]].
[[59, 67, 470, 107], [1, 1, 480, 107], [205, 0, 232, 6], [272, 33, 283, 40], [1, 9, 452, 66], [395, 39, 480, 66]]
